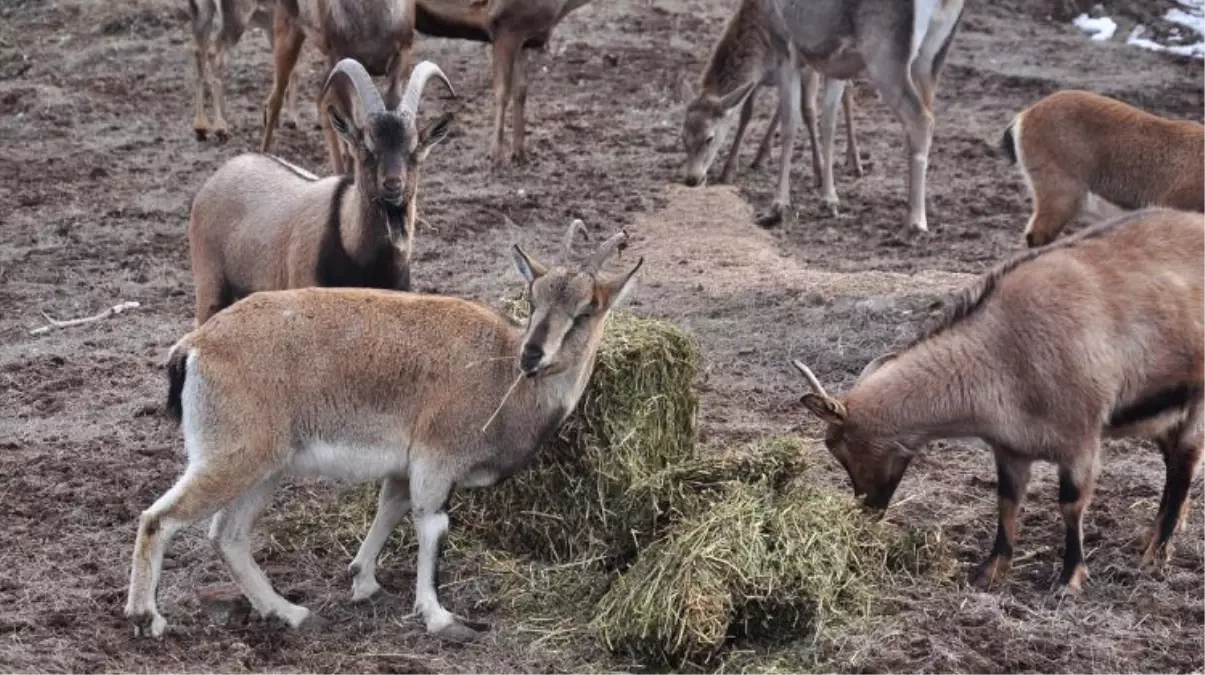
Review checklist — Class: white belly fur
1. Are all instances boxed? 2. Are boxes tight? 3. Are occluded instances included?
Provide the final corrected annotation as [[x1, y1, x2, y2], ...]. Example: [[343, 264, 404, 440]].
[[290, 440, 409, 481]]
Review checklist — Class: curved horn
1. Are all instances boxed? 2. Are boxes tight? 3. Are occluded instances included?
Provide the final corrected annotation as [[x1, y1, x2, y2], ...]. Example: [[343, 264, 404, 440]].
[[322, 58, 386, 122], [791, 360, 829, 398], [399, 60, 455, 116], [562, 219, 588, 257], [584, 230, 628, 274]]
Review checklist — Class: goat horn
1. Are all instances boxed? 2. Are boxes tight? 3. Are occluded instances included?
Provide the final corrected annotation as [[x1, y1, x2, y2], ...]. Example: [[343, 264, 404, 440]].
[[400, 61, 455, 117], [323, 58, 386, 124], [562, 219, 588, 257], [791, 360, 829, 398], [584, 230, 628, 274]]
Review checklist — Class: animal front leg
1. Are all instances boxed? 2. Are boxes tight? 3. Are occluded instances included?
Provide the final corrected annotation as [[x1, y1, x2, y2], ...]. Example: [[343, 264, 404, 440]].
[[1055, 452, 1100, 595], [971, 455, 1031, 589], [817, 78, 846, 216], [348, 476, 411, 601], [755, 61, 800, 228], [720, 91, 757, 184], [489, 35, 521, 168]]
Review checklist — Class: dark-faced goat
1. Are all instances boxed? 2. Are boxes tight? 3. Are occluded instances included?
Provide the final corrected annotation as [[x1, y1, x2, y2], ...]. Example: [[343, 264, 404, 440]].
[[125, 229, 642, 641], [794, 208, 1203, 595], [189, 58, 453, 325]]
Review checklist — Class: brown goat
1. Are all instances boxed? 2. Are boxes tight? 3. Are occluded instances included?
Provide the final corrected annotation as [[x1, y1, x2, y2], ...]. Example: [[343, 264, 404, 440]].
[[262, 0, 419, 174], [1001, 90, 1205, 247], [124, 230, 641, 641], [413, 0, 593, 167], [189, 59, 453, 325], [793, 208, 1204, 594]]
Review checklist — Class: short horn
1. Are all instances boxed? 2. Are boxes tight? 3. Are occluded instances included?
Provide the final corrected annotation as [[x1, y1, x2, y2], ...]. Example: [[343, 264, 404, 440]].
[[322, 58, 386, 120], [791, 359, 828, 398], [584, 230, 628, 273], [562, 219, 588, 257], [399, 61, 455, 117]]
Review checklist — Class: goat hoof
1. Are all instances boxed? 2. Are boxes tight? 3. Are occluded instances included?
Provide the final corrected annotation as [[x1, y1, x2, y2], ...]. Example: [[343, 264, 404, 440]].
[[283, 119, 298, 130], [1052, 566, 1088, 597], [755, 206, 785, 229], [297, 612, 330, 632], [194, 127, 208, 142], [968, 557, 1009, 590], [127, 609, 167, 638], [213, 128, 230, 144], [432, 617, 489, 643]]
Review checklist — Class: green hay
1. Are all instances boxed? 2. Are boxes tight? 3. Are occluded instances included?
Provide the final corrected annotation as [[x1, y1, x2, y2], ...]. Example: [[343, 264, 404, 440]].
[[452, 305, 702, 566]]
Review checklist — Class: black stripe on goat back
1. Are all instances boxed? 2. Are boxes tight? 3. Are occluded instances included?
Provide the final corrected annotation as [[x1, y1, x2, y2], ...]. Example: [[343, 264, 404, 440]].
[[1109, 384, 1203, 429], [315, 175, 411, 292]]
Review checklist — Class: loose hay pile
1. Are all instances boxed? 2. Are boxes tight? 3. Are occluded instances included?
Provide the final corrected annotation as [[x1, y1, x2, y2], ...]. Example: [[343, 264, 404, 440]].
[[265, 299, 951, 671]]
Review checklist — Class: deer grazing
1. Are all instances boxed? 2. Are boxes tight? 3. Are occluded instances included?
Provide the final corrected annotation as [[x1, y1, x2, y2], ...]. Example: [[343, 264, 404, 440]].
[[413, 0, 594, 167], [682, 0, 861, 212], [1000, 89, 1205, 247], [756, 0, 965, 230], [261, 0, 420, 174], [189, 58, 453, 325], [188, 0, 301, 141], [124, 227, 641, 640], [792, 208, 1204, 594]]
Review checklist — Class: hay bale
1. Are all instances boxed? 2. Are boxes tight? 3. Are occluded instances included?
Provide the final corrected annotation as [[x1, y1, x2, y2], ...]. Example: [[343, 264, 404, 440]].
[[591, 472, 902, 669], [452, 308, 702, 566]]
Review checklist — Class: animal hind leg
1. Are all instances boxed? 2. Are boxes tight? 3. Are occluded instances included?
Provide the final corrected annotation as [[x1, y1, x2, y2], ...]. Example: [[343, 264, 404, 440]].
[[841, 86, 863, 177], [511, 46, 532, 164], [190, 0, 214, 140], [1055, 446, 1101, 595], [261, 14, 305, 157], [348, 476, 411, 601], [489, 34, 521, 168], [1143, 402, 1204, 570], [971, 454, 1032, 589]]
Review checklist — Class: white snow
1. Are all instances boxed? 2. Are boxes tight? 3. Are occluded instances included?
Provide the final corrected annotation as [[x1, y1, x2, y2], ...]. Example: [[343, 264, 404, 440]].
[[1073, 13, 1118, 41]]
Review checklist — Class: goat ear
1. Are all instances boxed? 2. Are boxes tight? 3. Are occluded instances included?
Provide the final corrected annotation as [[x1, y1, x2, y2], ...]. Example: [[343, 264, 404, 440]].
[[717, 80, 757, 111], [801, 393, 847, 426], [512, 244, 548, 284], [857, 353, 897, 383], [596, 257, 644, 309], [416, 112, 454, 161]]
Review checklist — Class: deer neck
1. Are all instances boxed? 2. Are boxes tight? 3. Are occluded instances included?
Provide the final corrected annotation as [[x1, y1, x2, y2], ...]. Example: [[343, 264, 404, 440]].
[[703, 0, 774, 98]]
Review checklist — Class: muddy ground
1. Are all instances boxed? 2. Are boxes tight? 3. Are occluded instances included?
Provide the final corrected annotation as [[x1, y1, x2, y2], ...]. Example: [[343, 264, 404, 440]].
[[1, 0, 1203, 671]]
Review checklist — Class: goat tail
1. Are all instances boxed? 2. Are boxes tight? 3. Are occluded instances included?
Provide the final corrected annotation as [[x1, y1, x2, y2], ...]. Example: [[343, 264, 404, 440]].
[[164, 343, 190, 424], [999, 119, 1018, 165]]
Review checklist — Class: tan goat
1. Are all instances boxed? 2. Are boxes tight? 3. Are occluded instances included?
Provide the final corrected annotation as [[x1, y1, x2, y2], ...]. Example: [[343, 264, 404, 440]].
[[124, 230, 642, 641], [189, 0, 300, 140], [793, 208, 1203, 594], [761, 0, 966, 230], [1001, 89, 1205, 247], [189, 58, 453, 325], [413, 0, 594, 167], [262, 0, 419, 174], [682, 0, 861, 218]]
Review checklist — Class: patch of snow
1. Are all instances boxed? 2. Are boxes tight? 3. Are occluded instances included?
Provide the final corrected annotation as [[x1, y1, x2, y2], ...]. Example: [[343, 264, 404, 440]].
[[1126, 24, 1205, 60], [1073, 13, 1118, 41]]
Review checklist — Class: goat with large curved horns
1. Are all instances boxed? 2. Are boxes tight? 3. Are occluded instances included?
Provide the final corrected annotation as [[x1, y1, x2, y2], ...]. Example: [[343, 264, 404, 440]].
[[187, 58, 454, 325]]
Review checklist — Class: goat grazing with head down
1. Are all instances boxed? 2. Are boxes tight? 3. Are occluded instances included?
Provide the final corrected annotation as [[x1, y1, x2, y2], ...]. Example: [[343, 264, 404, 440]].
[[261, 0, 421, 174], [682, 0, 861, 214], [189, 58, 453, 325], [413, 0, 594, 167], [1000, 89, 1205, 248], [792, 208, 1203, 594], [124, 227, 642, 640], [756, 0, 965, 229]]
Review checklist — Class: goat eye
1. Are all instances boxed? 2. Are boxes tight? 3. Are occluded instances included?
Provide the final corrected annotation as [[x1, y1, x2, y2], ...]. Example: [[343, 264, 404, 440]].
[[705, 134, 715, 145]]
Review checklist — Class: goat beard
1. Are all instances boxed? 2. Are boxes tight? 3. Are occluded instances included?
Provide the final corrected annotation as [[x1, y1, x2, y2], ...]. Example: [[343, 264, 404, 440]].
[[378, 199, 409, 243]]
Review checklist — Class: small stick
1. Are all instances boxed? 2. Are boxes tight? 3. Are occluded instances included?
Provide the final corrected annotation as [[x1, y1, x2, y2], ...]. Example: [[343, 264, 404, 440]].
[[30, 301, 141, 335], [481, 372, 524, 433]]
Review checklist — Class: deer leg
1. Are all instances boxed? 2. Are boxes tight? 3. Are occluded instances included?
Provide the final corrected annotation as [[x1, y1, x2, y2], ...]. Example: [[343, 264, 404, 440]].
[[1055, 449, 1101, 595], [209, 474, 312, 628], [1143, 402, 1204, 571], [261, 15, 305, 156], [207, 41, 233, 141], [191, 16, 212, 140], [842, 87, 863, 177], [410, 462, 488, 641], [490, 35, 521, 169], [971, 454, 1032, 589], [719, 89, 756, 184], [755, 61, 800, 228], [348, 476, 411, 601], [801, 69, 821, 188], [817, 77, 845, 215], [510, 47, 532, 164], [125, 456, 273, 638], [750, 105, 779, 171], [865, 44, 934, 232]]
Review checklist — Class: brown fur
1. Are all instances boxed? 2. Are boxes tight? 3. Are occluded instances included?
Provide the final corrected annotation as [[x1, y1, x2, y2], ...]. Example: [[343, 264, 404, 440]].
[[261, 0, 417, 174], [1004, 90, 1205, 247], [125, 233, 641, 642], [412, 0, 594, 168], [795, 208, 1205, 594]]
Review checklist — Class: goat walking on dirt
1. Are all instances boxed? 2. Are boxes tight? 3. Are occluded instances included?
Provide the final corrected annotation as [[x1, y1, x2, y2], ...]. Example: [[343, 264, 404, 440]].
[[793, 208, 1204, 594], [125, 228, 642, 641]]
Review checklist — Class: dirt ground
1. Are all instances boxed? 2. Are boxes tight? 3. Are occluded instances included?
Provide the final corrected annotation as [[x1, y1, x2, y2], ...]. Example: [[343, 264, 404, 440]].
[[1, 0, 1203, 671]]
